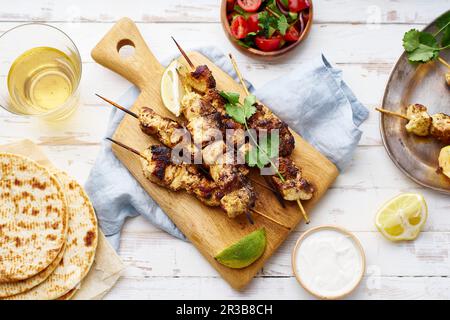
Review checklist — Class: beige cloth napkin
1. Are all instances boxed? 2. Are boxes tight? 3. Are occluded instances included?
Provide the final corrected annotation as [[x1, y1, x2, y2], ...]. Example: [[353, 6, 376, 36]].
[[0, 139, 124, 300]]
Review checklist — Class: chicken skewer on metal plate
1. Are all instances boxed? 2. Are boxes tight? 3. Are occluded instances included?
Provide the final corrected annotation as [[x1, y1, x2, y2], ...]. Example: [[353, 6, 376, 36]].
[[376, 104, 450, 144], [98, 96, 256, 218], [107, 138, 288, 225]]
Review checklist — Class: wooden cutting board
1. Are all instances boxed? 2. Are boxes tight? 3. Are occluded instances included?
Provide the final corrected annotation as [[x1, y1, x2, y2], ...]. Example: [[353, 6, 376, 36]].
[[91, 18, 338, 290]]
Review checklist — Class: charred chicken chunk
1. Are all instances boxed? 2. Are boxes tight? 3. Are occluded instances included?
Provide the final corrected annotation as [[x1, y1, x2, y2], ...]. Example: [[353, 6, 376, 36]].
[[141, 145, 222, 207], [271, 157, 314, 201]]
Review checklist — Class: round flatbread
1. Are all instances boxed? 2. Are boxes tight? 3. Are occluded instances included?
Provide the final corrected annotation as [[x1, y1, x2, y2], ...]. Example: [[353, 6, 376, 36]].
[[0, 243, 65, 298], [56, 287, 77, 300], [0, 153, 68, 283], [8, 171, 98, 300]]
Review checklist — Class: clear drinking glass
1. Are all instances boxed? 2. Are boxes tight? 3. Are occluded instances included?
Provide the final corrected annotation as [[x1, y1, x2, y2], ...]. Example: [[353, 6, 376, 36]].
[[0, 23, 82, 121]]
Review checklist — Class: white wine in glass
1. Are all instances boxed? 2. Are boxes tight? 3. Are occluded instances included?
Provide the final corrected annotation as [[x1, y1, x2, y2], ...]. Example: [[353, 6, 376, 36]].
[[0, 24, 81, 121]]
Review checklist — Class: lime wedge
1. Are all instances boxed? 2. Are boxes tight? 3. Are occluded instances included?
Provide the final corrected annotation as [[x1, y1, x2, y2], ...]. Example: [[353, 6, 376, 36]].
[[215, 228, 267, 269]]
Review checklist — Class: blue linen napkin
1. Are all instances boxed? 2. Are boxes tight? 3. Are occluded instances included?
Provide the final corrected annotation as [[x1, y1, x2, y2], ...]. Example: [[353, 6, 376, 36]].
[[85, 47, 368, 249]]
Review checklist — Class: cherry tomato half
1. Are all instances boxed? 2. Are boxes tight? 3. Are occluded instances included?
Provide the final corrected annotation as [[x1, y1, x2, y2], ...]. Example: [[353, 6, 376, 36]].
[[237, 0, 262, 13], [288, 0, 310, 13], [231, 16, 249, 39], [226, 0, 236, 12], [284, 26, 300, 42], [247, 14, 260, 33], [255, 36, 282, 51]]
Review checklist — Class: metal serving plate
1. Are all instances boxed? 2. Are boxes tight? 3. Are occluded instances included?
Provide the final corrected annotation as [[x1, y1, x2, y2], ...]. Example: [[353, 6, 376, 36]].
[[381, 12, 450, 194]]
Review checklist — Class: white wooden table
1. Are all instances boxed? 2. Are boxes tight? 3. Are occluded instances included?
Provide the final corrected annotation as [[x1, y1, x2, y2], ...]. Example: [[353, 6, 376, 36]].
[[1, 0, 449, 300]]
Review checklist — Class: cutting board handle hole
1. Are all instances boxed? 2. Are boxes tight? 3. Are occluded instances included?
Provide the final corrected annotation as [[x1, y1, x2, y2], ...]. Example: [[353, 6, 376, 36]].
[[117, 39, 135, 59]]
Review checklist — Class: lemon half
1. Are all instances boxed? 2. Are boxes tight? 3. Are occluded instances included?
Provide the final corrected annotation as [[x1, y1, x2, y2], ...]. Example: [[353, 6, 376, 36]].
[[160, 60, 184, 117], [375, 193, 427, 242]]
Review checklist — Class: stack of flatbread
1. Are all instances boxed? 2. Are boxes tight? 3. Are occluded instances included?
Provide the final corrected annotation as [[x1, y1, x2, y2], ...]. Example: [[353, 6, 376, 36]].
[[0, 153, 98, 300]]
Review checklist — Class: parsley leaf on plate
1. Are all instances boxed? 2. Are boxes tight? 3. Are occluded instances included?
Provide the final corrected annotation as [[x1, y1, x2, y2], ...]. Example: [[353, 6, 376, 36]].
[[403, 29, 420, 52], [436, 11, 450, 46], [402, 12, 450, 64]]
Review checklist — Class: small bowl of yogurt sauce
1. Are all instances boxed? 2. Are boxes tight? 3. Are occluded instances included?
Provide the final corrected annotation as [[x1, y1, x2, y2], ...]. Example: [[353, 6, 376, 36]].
[[292, 225, 366, 299]]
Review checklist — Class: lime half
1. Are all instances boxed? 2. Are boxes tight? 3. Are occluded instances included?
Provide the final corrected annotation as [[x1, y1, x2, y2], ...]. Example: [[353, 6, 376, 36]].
[[215, 228, 267, 269]]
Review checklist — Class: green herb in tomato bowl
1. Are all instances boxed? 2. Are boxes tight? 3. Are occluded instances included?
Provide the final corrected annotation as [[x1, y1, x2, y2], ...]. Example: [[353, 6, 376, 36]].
[[221, 0, 313, 57]]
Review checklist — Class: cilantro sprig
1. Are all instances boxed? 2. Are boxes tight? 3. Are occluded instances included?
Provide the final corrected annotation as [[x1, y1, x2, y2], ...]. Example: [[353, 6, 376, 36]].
[[259, 4, 289, 37], [219, 91, 285, 180], [402, 12, 450, 64]]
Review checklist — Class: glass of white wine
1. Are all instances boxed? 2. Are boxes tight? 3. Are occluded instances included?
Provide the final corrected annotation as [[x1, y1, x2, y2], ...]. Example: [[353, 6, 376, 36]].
[[0, 23, 81, 121]]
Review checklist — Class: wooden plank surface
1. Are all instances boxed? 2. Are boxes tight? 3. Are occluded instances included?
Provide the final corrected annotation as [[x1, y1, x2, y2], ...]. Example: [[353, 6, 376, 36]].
[[91, 18, 337, 289], [0, 0, 449, 299]]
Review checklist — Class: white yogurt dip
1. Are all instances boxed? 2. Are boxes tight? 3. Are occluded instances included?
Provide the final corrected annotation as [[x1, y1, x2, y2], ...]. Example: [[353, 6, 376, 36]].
[[293, 226, 365, 299]]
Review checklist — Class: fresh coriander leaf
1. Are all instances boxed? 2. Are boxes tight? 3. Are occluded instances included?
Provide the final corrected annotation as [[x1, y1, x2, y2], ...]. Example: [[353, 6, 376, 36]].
[[441, 27, 450, 47], [434, 12, 450, 46], [267, 133, 279, 159], [220, 91, 240, 104], [243, 95, 257, 119], [419, 31, 439, 48], [407, 44, 439, 62], [258, 11, 278, 38], [257, 137, 270, 168], [245, 145, 258, 167], [436, 12, 450, 30], [244, 94, 256, 106], [403, 29, 440, 63], [225, 103, 246, 124], [277, 15, 289, 36], [403, 29, 420, 52]]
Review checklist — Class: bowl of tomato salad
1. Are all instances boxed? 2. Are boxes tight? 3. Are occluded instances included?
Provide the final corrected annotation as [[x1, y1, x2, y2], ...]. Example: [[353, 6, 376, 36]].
[[221, 0, 313, 57]]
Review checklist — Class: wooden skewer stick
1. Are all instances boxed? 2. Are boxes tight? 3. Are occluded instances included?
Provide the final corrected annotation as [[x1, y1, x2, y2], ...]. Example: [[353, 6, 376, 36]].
[[228, 54, 250, 96], [438, 57, 450, 69], [107, 137, 290, 229], [375, 107, 410, 120], [228, 53, 310, 224], [171, 37, 195, 69], [106, 137, 146, 160], [96, 94, 139, 119]]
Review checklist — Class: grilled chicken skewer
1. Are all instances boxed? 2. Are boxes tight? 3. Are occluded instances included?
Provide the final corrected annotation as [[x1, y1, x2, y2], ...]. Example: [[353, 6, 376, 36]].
[[106, 138, 220, 206], [177, 68, 314, 201], [107, 138, 293, 226], [376, 104, 450, 144], [171, 39, 313, 218], [227, 53, 310, 223], [98, 95, 255, 218]]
